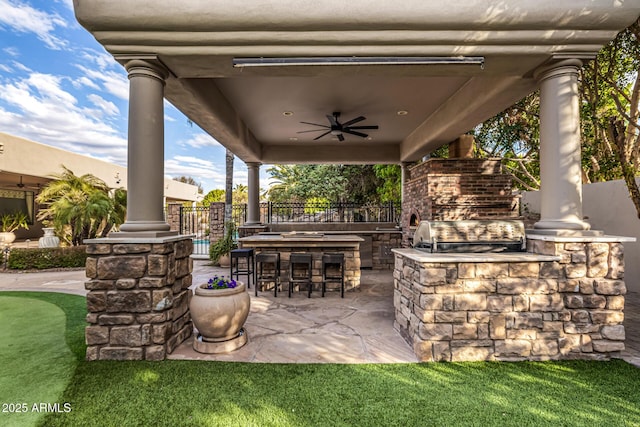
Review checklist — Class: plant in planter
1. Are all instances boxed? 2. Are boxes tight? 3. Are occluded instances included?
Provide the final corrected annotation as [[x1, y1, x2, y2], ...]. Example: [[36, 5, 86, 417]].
[[190, 275, 250, 354], [209, 221, 238, 267], [0, 211, 30, 245]]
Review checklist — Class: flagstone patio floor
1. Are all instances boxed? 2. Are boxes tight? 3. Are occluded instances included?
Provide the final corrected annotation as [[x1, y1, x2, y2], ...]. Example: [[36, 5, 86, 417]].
[[0, 259, 638, 366]]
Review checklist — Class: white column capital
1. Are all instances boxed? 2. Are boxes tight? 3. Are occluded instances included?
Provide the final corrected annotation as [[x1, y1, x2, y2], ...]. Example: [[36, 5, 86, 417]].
[[533, 58, 583, 82], [124, 59, 170, 82]]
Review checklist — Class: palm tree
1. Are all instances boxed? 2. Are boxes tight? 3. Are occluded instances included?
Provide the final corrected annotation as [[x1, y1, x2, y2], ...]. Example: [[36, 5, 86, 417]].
[[36, 166, 126, 245], [224, 148, 234, 232], [266, 164, 301, 202]]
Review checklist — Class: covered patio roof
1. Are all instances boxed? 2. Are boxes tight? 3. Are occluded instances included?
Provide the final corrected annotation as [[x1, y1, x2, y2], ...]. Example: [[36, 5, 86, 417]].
[[73, 0, 640, 165]]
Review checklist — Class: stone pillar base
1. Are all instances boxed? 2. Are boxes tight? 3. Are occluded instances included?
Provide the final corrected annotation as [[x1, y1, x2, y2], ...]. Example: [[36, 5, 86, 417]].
[[84, 235, 194, 361]]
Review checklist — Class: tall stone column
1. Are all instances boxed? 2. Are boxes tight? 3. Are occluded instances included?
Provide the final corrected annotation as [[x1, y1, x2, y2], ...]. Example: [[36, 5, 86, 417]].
[[117, 59, 174, 236], [246, 162, 261, 225], [534, 59, 591, 232]]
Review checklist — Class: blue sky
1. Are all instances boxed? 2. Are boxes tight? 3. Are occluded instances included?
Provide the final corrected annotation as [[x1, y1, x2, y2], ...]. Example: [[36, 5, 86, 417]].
[[0, 0, 267, 193]]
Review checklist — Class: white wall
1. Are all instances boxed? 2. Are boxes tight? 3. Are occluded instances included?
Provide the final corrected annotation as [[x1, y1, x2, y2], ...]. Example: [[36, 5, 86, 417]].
[[522, 179, 640, 292]]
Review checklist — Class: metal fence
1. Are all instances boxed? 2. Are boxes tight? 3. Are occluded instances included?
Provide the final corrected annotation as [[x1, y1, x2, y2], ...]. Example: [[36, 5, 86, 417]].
[[234, 201, 400, 224], [180, 201, 401, 256], [179, 206, 210, 256]]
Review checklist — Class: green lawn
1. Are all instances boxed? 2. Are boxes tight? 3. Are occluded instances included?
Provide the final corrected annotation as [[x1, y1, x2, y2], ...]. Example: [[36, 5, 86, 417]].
[[2, 292, 640, 427]]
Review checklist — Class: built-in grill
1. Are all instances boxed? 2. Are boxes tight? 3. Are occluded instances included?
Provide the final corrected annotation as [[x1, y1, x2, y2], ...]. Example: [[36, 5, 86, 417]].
[[412, 219, 526, 253]]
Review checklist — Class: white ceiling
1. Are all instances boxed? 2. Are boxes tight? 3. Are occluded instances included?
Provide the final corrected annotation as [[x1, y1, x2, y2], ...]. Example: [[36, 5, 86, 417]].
[[74, 0, 640, 164]]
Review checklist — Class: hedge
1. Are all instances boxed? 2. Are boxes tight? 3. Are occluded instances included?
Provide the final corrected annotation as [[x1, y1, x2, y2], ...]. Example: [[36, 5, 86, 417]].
[[6, 246, 88, 270]]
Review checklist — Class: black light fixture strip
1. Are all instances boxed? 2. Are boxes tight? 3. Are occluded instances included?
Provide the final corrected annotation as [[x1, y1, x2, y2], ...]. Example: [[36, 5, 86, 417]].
[[232, 56, 485, 68]]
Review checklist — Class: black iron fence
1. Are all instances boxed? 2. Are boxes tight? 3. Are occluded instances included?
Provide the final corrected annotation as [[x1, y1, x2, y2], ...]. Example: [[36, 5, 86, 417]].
[[179, 201, 401, 256], [234, 201, 400, 224], [179, 206, 210, 256]]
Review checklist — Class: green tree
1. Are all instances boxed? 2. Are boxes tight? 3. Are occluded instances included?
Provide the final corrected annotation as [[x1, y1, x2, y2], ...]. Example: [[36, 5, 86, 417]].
[[373, 164, 401, 205], [581, 17, 640, 217], [232, 183, 248, 204], [36, 166, 126, 245], [200, 189, 225, 206], [224, 149, 234, 230]]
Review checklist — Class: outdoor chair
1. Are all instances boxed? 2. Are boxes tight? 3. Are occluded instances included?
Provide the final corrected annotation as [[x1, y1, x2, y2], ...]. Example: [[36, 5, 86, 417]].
[[230, 248, 255, 289], [288, 253, 313, 298], [321, 253, 345, 298], [255, 252, 281, 297]]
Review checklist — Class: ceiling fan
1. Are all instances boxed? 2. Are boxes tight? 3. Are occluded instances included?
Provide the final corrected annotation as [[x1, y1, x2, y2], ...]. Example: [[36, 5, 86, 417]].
[[298, 112, 378, 141]]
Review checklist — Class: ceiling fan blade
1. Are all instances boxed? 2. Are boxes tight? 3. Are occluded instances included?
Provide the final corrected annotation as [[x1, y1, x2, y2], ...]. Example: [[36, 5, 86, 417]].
[[326, 114, 339, 127], [346, 125, 379, 130], [342, 116, 366, 127], [300, 121, 329, 128], [297, 129, 328, 134], [313, 130, 332, 140], [337, 134, 345, 142], [343, 129, 368, 138]]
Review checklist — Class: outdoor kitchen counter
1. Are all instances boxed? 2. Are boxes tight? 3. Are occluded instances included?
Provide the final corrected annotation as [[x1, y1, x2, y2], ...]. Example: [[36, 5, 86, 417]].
[[391, 248, 561, 263], [238, 233, 364, 292]]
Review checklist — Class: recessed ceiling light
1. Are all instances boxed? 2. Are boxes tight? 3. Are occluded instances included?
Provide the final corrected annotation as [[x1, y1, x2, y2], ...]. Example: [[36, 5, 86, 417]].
[[283, 111, 294, 116], [289, 137, 298, 141], [397, 110, 408, 116]]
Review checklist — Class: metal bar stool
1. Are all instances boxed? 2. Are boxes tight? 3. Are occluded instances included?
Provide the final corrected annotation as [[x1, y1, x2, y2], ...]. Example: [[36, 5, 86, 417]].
[[322, 253, 345, 298], [255, 252, 281, 297], [230, 248, 255, 289], [288, 253, 313, 298]]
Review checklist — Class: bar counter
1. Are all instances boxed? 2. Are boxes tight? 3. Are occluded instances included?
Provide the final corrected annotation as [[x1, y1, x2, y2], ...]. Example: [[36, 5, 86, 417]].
[[238, 233, 363, 292]]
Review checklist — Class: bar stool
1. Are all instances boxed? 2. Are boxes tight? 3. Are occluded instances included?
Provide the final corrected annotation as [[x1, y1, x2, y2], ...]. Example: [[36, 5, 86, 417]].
[[288, 253, 313, 298], [230, 248, 255, 289], [255, 252, 281, 297], [322, 253, 345, 298]]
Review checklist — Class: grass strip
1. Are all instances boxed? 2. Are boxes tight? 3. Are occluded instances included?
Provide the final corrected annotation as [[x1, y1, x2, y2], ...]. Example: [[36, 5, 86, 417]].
[[0, 294, 81, 427], [48, 360, 640, 426], [3, 292, 640, 427]]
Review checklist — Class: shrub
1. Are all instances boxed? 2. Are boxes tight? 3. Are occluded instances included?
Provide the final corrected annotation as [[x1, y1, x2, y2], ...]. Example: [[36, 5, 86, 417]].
[[6, 246, 88, 270]]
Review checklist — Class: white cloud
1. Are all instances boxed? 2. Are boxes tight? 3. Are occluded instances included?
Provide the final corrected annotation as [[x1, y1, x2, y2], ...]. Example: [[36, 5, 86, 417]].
[[0, 71, 127, 165], [3, 46, 19, 57], [182, 133, 221, 148], [173, 155, 215, 169], [73, 76, 100, 90], [12, 61, 31, 72], [0, 0, 68, 50], [78, 65, 129, 100], [87, 94, 119, 116], [0, 64, 11, 73]]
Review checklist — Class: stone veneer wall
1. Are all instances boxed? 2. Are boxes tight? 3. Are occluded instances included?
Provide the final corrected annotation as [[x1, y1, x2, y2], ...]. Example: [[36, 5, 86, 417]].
[[85, 237, 194, 360], [393, 237, 626, 362], [402, 159, 520, 246]]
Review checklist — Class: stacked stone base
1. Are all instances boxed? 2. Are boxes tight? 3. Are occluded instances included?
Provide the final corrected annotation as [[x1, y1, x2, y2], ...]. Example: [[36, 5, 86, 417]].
[[85, 236, 194, 361], [393, 236, 627, 362]]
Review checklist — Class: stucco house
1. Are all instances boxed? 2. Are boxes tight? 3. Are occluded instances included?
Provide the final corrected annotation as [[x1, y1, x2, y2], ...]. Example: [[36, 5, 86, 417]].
[[0, 132, 200, 241]]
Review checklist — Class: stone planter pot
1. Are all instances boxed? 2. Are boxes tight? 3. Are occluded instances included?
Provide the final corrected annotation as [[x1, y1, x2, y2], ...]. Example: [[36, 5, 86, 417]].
[[38, 228, 60, 248], [190, 282, 250, 353], [0, 232, 16, 246], [218, 254, 231, 268]]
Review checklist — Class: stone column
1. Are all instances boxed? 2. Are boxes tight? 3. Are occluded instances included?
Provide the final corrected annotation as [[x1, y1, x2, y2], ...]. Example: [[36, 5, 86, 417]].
[[118, 59, 174, 236], [246, 162, 261, 225], [534, 59, 591, 232]]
